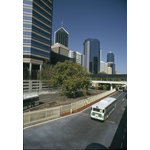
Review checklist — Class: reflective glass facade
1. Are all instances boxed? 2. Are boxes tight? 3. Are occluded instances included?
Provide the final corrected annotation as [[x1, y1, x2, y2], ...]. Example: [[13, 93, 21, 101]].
[[23, 0, 53, 63], [82, 39, 100, 74], [107, 52, 115, 74], [54, 27, 69, 47], [107, 52, 114, 63]]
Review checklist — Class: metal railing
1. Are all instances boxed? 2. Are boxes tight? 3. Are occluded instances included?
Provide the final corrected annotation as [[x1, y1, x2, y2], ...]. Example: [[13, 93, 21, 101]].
[[23, 89, 116, 126]]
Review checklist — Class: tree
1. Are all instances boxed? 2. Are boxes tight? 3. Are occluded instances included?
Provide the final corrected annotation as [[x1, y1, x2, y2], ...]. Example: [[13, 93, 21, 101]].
[[88, 72, 93, 75], [52, 60, 91, 98], [98, 71, 107, 74], [95, 84, 98, 90], [37, 61, 56, 90], [103, 84, 107, 90]]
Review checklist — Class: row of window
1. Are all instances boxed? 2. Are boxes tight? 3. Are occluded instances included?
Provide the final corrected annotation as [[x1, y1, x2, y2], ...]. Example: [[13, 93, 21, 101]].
[[33, 2, 52, 20], [32, 18, 51, 32], [31, 48, 50, 58], [23, 47, 49, 58], [23, 47, 31, 53], [23, 7, 33, 14], [23, 39, 31, 45], [35, 0, 52, 13], [23, 15, 32, 22], [23, 0, 32, 6], [23, 23, 32, 29], [31, 40, 49, 51], [23, 31, 32, 37], [32, 25, 50, 39], [32, 33, 50, 45], [33, 11, 51, 27], [106, 102, 115, 111]]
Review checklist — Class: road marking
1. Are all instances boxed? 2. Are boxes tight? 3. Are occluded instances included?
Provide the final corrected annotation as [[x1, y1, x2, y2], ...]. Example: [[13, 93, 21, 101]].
[[121, 143, 123, 149], [122, 99, 124, 101], [116, 92, 124, 99], [106, 120, 115, 124]]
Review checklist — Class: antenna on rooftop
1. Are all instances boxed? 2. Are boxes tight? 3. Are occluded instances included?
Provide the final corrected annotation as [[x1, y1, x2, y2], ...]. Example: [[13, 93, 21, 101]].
[[61, 20, 63, 27]]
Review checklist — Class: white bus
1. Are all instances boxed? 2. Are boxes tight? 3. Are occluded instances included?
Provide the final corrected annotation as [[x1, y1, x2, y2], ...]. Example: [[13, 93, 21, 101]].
[[91, 97, 116, 121]]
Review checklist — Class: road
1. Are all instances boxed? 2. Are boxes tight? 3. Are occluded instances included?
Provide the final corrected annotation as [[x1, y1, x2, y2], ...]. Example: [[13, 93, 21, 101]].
[[23, 91, 127, 149]]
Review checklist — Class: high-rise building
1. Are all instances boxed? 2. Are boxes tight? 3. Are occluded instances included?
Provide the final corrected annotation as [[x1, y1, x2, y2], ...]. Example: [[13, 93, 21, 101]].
[[51, 43, 69, 57], [107, 51, 114, 63], [100, 50, 102, 63], [23, 0, 53, 79], [54, 23, 69, 47], [107, 52, 115, 74], [82, 39, 100, 74], [100, 61, 108, 73], [68, 50, 82, 65]]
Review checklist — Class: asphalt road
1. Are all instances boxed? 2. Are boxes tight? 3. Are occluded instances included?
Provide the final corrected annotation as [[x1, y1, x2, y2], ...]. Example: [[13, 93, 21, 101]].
[[23, 91, 127, 149]]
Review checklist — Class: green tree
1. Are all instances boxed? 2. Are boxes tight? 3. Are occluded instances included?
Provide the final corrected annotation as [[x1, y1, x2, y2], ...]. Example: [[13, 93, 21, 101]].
[[83, 85, 87, 97], [95, 84, 98, 90], [103, 84, 107, 90], [52, 60, 91, 98], [98, 71, 107, 74], [88, 72, 93, 75], [37, 61, 56, 90]]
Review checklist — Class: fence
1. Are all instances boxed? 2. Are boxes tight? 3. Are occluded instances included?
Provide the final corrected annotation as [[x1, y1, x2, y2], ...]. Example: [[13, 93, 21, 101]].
[[23, 80, 57, 93], [23, 89, 116, 126]]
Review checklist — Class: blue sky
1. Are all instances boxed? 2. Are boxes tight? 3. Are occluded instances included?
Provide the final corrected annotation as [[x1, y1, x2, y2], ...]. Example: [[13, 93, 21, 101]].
[[52, 0, 127, 74]]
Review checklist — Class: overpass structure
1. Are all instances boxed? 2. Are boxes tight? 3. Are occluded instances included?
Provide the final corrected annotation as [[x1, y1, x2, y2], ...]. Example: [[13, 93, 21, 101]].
[[91, 80, 127, 90]]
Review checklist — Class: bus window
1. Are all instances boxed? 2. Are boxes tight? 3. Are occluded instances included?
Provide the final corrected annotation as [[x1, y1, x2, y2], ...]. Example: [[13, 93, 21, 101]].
[[103, 110, 105, 113]]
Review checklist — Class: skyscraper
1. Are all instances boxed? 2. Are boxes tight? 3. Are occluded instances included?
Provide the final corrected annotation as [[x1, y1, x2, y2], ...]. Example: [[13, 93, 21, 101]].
[[82, 39, 100, 74], [107, 51, 114, 63], [23, 0, 53, 78], [107, 52, 115, 74], [69, 50, 82, 65], [100, 61, 108, 73], [54, 23, 69, 47]]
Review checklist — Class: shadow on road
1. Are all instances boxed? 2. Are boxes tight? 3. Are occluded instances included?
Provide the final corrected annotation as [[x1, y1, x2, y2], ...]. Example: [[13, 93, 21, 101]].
[[85, 143, 108, 149], [109, 106, 127, 149]]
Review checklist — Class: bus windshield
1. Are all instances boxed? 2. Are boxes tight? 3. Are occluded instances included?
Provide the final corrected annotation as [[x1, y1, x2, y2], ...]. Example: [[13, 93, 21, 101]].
[[93, 108, 103, 113]]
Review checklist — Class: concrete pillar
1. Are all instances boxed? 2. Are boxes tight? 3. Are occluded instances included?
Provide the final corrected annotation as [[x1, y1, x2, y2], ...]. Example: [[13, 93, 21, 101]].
[[110, 84, 113, 90], [40, 64, 42, 71], [29, 63, 32, 79]]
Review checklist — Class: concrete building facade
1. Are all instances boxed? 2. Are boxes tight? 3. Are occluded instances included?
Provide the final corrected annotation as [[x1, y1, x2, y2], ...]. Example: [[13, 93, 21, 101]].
[[51, 43, 69, 57], [23, 0, 53, 79]]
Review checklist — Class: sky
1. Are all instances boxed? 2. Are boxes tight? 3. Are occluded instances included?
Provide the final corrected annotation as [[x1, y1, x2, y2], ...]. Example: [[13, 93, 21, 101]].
[[52, 0, 127, 74]]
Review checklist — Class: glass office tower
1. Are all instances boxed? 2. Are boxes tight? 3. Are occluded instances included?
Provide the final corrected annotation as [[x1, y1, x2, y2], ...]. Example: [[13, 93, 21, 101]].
[[107, 51, 114, 63], [54, 27, 69, 47], [23, 0, 53, 79], [82, 39, 100, 74], [107, 52, 115, 74]]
